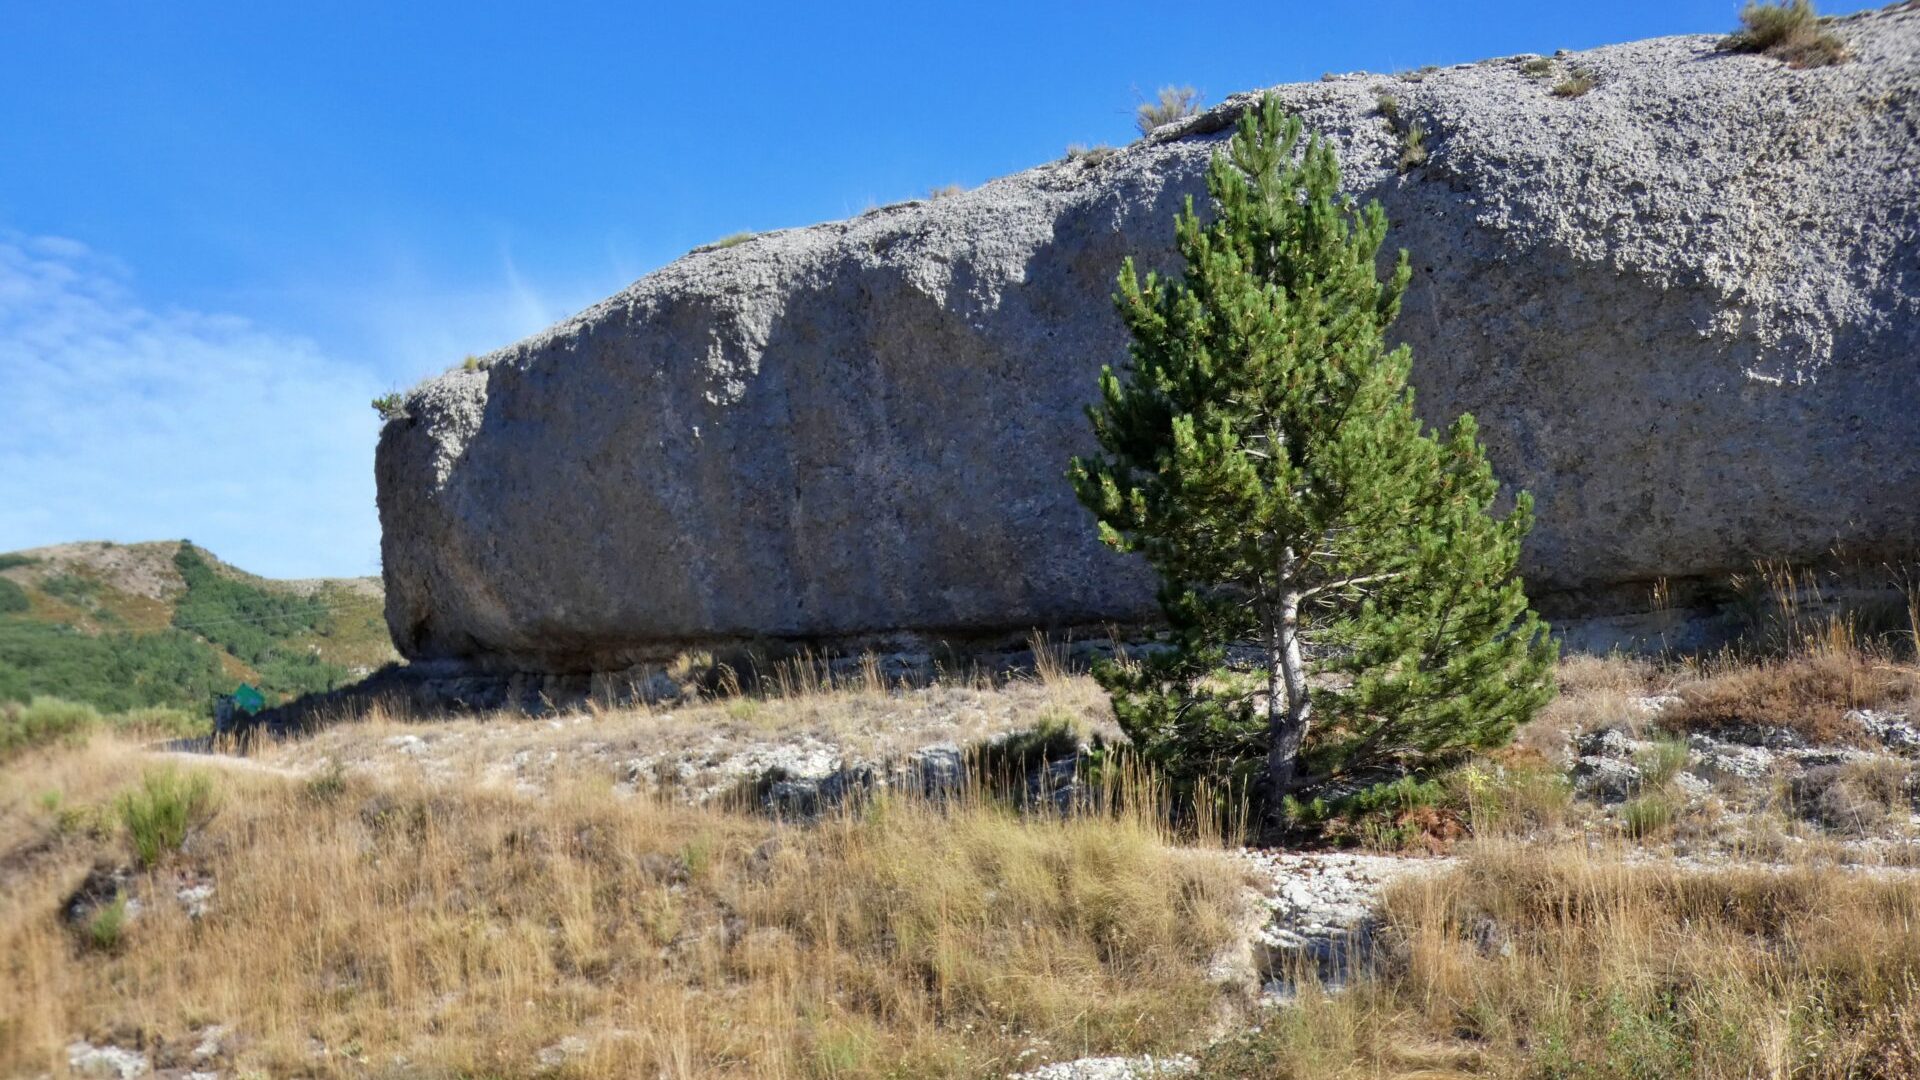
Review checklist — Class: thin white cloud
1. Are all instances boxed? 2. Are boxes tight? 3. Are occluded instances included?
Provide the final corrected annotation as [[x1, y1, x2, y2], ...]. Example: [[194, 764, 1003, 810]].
[[287, 251, 614, 393], [0, 234, 385, 578]]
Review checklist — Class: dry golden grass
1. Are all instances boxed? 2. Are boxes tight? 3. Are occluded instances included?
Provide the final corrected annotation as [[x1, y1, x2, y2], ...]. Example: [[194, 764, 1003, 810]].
[[1199, 840, 1920, 1078], [1512, 654, 1658, 762], [0, 736, 1248, 1079], [1663, 646, 1918, 745], [264, 669, 1116, 803], [1556, 653, 1655, 697]]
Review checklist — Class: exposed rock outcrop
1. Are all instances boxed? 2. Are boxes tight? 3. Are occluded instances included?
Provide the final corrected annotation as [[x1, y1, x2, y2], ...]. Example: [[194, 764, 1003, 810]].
[[379, 7, 1920, 672]]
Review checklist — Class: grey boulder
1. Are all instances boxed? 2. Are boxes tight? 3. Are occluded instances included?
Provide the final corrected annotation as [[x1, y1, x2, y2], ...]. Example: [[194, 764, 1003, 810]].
[[379, 7, 1920, 671]]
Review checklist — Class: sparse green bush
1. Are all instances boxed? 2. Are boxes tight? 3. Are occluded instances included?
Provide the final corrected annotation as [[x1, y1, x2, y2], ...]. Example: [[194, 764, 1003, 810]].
[[1723, 0, 1846, 67], [0, 696, 102, 759], [1521, 57, 1555, 77], [1398, 122, 1429, 171], [1635, 737, 1691, 790], [1621, 790, 1677, 838], [0, 554, 37, 571], [709, 232, 755, 249], [1463, 761, 1576, 834], [84, 895, 128, 953], [1552, 68, 1596, 97], [1135, 85, 1201, 135], [0, 578, 27, 614], [1375, 93, 1400, 124], [119, 768, 216, 867], [304, 758, 350, 803], [1280, 772, 1462, 851], [461, 355, 480, 372], [371, 393, 407, 419]]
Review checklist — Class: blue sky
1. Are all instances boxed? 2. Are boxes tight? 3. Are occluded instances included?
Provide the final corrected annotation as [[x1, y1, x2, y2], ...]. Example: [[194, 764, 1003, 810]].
[[0, 0, 1878, 578]]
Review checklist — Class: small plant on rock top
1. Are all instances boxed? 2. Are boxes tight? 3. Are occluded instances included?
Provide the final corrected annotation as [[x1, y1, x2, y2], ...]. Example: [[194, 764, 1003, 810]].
[[1723, 0, 1847, 67], [1066, 143, 1118, 167], [1135, 85, 1202, 136], [1552, 68, 1596, 97]]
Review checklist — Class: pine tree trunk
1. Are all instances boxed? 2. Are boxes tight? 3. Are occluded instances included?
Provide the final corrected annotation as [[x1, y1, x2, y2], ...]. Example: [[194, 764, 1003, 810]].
[[1266, 551, 1313, 801]]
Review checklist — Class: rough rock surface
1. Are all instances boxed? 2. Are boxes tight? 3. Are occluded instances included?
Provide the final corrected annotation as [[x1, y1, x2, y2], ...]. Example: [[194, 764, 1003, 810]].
[[380, 8, 1920, 671], [1241, 850, 1453, 997]]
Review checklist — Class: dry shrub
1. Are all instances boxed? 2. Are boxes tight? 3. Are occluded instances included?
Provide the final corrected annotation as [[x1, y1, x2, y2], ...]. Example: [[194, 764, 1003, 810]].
[[1522, 689, 1646, 763], [1723, 0, 1848, 67], [1662, 649, 1917, 744], [1557, 653, 1653, 696], [0, 739, 1246, 1078], [1515, 654, 1660, 761], [1551, 69, 1596, 97], [1791, 759, 1918, 835], [1065, 143, 1117, 167], [1199, 842, 1920, 1078], [1136, 86, 1201, 136]]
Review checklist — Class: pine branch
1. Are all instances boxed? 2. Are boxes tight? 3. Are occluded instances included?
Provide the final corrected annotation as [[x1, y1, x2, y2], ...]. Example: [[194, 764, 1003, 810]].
[[1298, 571, 1405, 600]]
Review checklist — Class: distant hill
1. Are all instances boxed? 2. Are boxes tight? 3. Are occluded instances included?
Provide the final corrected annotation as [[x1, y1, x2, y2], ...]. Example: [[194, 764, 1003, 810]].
[[0, 540, 393, 717]]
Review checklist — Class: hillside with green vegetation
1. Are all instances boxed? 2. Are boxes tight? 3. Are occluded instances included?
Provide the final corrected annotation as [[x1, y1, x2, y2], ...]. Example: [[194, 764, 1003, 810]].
[[0, 540, 393, 724]]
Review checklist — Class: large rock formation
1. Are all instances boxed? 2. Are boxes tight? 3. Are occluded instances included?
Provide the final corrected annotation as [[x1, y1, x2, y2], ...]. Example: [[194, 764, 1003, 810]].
[[380, 7, 1920, 672]]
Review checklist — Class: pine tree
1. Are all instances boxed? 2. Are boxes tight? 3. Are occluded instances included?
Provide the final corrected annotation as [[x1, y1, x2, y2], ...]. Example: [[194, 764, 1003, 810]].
[[1070, 94, 1556, 808]]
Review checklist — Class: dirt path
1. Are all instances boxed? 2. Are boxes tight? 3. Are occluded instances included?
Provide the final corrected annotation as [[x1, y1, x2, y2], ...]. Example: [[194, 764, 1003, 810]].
[[142, 742, 307, 781]]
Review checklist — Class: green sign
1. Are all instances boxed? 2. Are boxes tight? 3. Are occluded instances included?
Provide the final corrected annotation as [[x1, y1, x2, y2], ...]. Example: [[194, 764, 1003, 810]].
[[232, 684, 266, 715]]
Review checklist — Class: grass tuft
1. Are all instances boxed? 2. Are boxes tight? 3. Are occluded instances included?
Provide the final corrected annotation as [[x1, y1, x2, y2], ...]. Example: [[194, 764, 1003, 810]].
[[1723, 0, 1847, 67], [1398, 122, 1429, 171], [1620, 790, 1678, 839], [1551, 67, 1596, 97], [1136, 86, 1202, 135], [1066, 143, 1117, 167], [118, 768, 215, 867], [84, 895, 128, 953]]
